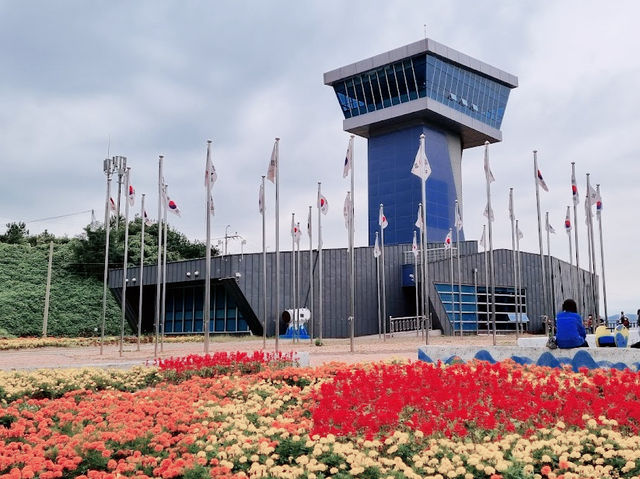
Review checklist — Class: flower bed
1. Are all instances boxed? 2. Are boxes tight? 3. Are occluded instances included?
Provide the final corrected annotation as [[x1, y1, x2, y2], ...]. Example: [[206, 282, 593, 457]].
[[0, 358, 640, 478], [0, 335, 223, 351]]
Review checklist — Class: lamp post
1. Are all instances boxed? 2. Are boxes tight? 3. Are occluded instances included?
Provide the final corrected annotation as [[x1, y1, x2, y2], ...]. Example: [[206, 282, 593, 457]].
[[101, 156, 119, 355]]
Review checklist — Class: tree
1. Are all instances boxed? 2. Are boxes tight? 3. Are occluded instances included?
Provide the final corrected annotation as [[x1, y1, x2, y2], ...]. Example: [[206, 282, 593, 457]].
[[0, 222, 29, 244], [69, 217, 218, 276]]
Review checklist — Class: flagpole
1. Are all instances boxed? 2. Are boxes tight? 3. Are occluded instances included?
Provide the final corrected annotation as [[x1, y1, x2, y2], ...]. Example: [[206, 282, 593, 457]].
[[418, 135, 430, 345], [380, 203, 387, 342], [204, 140, 212, 354], [317, 182, 323, 342], [545, 211, 556, 319], [448, 228, 454, 332], [533, 151, 548, 323], [596, 184, 608, 322], [482, 224, 489, 334], [137, 193, 145, 351], [571, 162, 583, 315], [119, 167, 131, 357], [418, 203, 426, 339], [565, 206, 574, 299], [274, 138, 280, 353], [509, 188, 520, 338], [484, 142, 497, 345], [296, 223, 301, 343], [413, 230, 419, 335], [586, 173, 598, 317], [261, 176, 267, 349], [161, 188, 168, 352], [100, 158, 114, 355], [455, 200, 462, 336], [375, 232, 382, 339], [349, 135, 355, 353], [291, 212, 296, 343], [154, 155, 163, 357], [516, 220, 523, 329], [308, 205, 313, 344]]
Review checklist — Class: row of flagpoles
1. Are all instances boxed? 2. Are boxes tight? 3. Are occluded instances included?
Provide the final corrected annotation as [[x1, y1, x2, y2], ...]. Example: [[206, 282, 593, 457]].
[[101, 131, 607, 356]]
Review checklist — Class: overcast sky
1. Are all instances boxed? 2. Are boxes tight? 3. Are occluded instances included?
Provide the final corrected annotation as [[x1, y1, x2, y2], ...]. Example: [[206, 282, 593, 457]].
[[1, 1, 639, 316]]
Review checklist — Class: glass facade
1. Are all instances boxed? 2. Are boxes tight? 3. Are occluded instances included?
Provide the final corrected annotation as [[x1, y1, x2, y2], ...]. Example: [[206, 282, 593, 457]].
[[164, 284, 249, 334], [368, 124, 458, 245], [435, 283, 527, 332], [332, 53, 511, 130]]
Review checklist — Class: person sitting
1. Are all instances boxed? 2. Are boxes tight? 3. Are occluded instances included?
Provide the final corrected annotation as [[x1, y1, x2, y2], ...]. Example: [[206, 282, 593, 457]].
[[555, 299, 588, 348], [620, 311, 630, 329]]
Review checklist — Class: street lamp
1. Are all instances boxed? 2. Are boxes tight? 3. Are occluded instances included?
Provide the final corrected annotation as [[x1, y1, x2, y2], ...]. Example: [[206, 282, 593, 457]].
[[224, 224, 231, 256]]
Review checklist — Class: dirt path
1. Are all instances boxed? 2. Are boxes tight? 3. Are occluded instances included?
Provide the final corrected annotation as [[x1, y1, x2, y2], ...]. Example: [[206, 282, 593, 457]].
[[0, 332, 528, 371]]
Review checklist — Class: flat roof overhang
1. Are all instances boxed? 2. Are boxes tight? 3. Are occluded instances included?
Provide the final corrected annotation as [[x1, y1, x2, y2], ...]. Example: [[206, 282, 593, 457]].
[[324, 38, 518, 89], [343, 97, 502, 148]]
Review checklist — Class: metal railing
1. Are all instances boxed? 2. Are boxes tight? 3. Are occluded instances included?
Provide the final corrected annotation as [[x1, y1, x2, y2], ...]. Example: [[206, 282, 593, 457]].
[[389, 315, 427, 334]]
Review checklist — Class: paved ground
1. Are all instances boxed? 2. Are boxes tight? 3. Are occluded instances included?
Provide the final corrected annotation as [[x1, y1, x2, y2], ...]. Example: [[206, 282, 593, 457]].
[[0, 331, 527, 370]]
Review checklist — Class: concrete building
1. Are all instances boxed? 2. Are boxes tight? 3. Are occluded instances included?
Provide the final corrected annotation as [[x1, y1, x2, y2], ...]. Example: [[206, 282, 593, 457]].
[[109, 242, 597, 338], [108, 39, 599, 338]]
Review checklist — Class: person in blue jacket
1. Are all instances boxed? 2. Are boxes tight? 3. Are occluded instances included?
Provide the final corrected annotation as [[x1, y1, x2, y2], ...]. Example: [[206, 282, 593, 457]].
[[555, 299, 588, 348]]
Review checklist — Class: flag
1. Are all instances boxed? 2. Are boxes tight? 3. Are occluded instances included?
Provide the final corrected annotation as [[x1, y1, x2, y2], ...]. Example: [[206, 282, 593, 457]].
[[444, 230, 452, 249], [373, 234, 381, 258], [109, 197, 116, 214], [596, 191, 603, 216], [571, 169, 579, 205], [411, 134, 431, 180], [318, 192, 329, 215], [343, 136, 353, 178], [508, 189, 515, 221], [536, 169, 549, 192], [545, 216, 556, 234], [517, 225, 524, 240], [454, 201, 463, 231], [208, 196, 215, 217], [143, 210, 153, 227], [307, 208, 312, 237], [294, 222, 302, 244], [587, 183, 598, 205], [266, 140, 277, 183], [205, 144, 217, 187], [564, 207, 572, 233], [127, 184, 135, 207], [479, 227, 486, 249], [584, 196, 592, 225], [166, 196, 181, 217], [291, 215, 296, 238], [258, 182, 265, 214], [415, 204, 423, 229], [484, 145, 495, 183], [378, 204, 388, 229], [412, 231, 418, 257], [343, 192, 352, 229], [483, 202, 494, 222]]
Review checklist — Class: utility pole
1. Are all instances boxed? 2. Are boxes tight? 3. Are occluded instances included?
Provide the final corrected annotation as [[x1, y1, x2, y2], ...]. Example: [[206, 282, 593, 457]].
[[42, 241, 54, 337]]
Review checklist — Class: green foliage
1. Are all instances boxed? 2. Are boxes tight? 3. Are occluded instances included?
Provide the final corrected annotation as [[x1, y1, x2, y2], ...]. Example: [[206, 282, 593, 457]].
[[0, 219, 216, 337], [0, 222, 29, 244], [69, 216, 217, 276], [274, 437, 312, 465], [0, 242, 122, 336]]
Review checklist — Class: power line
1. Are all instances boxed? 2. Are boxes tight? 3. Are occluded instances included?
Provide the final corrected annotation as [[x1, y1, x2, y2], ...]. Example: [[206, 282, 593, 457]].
[[24, 210, 94, 224]]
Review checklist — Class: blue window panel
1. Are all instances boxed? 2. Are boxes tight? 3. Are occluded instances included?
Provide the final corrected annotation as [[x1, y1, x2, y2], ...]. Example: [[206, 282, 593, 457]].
[[368, 125, 461, 245], [165, 320, 173, 333]]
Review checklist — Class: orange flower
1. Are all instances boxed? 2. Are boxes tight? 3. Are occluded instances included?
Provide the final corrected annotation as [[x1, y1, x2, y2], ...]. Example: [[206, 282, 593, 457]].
[[541, 464, 552, 476]]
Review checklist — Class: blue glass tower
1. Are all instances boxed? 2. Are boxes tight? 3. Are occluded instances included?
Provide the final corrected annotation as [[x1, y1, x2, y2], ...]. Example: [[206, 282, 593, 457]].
[[324, 39, 518, 244]]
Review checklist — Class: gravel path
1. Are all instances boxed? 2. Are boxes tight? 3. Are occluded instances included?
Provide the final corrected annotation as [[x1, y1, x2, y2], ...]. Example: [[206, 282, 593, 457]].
[[0, 332, 527, 370]]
